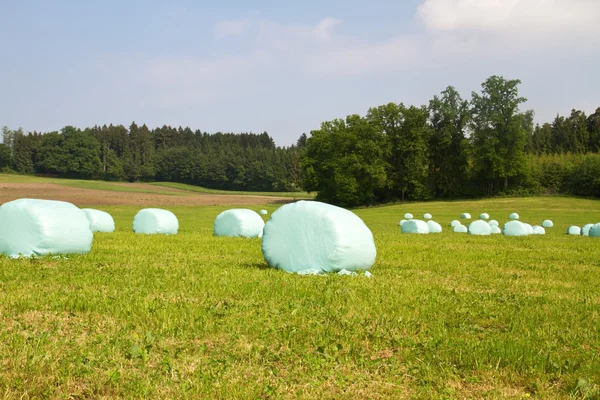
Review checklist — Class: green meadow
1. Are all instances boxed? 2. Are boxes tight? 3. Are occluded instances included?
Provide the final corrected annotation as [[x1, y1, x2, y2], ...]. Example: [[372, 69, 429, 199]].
[[1, 197, 600, 399]]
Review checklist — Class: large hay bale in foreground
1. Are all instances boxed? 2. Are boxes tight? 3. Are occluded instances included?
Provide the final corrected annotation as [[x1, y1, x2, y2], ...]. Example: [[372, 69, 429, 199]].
[[427, 220, 442, 233], [503, 221, 528, 236], [133, 208, 179, 235], [468, 220, 492, 236], [589, 224, 600, 237], [214, 209, 265, 238], [261, 201, 376, 273], [82, 208, 115, 233], [402, 220, 430, 234], [0, 198, 93, 257]]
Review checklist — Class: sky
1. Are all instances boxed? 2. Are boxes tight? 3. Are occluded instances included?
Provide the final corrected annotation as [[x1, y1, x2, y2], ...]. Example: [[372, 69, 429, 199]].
[[1, 0, 599, 146]]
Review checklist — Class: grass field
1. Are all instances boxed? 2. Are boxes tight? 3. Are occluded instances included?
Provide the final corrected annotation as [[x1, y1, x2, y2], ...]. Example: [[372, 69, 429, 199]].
[[1, 196, 600, 399]]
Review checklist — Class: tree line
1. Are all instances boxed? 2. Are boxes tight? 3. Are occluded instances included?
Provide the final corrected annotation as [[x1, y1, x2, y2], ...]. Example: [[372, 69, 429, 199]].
[[301, 75, 600, 206]]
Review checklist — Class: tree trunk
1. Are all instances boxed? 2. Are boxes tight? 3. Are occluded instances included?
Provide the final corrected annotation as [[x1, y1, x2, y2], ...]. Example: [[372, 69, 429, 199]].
[[401, 189, 405, 202]]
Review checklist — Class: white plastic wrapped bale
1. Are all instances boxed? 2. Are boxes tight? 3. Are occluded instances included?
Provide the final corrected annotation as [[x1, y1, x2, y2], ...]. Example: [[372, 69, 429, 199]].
[[404, 213, 413, 219], [401, 220, 430, 234], [509, 213, 520, 220], [480, 213, 490, 220], [581, 224, 594, 236], [488, 220, 499, 227], [133, 208, 179, 235], [427, 220, 442, 233], [82, 208, 115, 233], [589, 224, 600, 238], [398, 219, 407, 226], [468, 220, 492, 236], [566, 226, 581, 235], [450, 220, 461, 228], [423, 213, 432, 220], [491, 226, 502, 234], [0, 199, 93, 258], [532, 226, 546, 235], [503, 221, 528, 236], [214, 209, 265, 238], [260, 201, 376, 274], [259, 209, 268, 215], [523, 223, 534, 235], [453, 224, 468, 233], [460, 213, 471, 219], [542, 220, 554, 228]]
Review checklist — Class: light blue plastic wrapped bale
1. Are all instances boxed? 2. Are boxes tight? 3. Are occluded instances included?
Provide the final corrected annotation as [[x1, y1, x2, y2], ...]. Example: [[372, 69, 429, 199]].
[[491, 226, 502, 234], [461, 213, 471, 219], [133, 208, 179, 235], [509, 213, 520, 220], [503, 221, 528, 236], [450, 220, 461, 227], [82, 208, 115, 233], [423, 213, 432, 220], [489, 220, 499, 227], [581, 224, 594, 236], [542, 220, 554, 228], [0, 198, 93, 258], [259, 209, 268, 215], [480, 213, 490, 220], [589, 224, 600, 237], [398, 219, 406, 226], [404, 213, 413, 219], [214, 209, 265, 238], [468, 220, 492, 236], [261, 200, 376, 273], [532, 226, 546, 235], [427, 220, 442, 233], [566, 226, 581, 235], [401, 220, 430, 234], [453, 224, 467, 233], [523, 223, 534, 235]]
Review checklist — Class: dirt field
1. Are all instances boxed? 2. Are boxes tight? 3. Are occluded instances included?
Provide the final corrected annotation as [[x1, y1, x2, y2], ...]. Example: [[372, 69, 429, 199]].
[[0, 183, 295, 206]]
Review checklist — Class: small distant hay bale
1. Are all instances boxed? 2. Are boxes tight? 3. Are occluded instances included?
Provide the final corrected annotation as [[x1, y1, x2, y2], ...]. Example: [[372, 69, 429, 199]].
[[502, 221, 528, 236], [581, 224, 594, 236], [542, 220, 554, 228], [468, 220, 492, 236], [423, 213, 433, 220], [404, 213, 414, 219], [427, 220, 442, 233], [566, 226, 581, 235], [453, 225, 468, 233], [260, 200, 376, 273], [532, 226, 546, 235], [589, 224, 600, 237], [133, 208, 179, 235], [523, 223, 534, 235], [480, 213, 490, 220], [450, 220, 461, 228], [402, 220, 430, 234], [460, 213, 471, 219], [214, 209, 265, 238], [82, 208, 115, 233], [488, 220, 499, 227], [491, 226, 502, 234], [509, 213, 520, 220], [0, 198, 93, 257], [259, 209, 268, 215]]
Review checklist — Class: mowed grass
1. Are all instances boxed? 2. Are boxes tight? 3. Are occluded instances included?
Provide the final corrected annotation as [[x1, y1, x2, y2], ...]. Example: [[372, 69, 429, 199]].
[[1, 197, 600, 399], [150, 181, 314, 199]]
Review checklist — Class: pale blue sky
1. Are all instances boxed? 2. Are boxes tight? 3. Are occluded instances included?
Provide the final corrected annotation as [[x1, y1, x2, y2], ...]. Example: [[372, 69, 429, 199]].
[[1, 0, 599, 146]]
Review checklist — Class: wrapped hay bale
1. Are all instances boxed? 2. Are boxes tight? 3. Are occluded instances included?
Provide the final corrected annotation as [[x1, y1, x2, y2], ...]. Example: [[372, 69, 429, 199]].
[[488, 220, 499, 227], [480, 213, 490, 220], [82, 208, 115, 233], [532, 226, 546, 235], [453, 225, 468, 233], [450, 220, 461, 228], [542, 220, 554, 228], [398, 219, 407, 226], [133, 208, 179, 235], [566, 226, 581, 235], [503, 221, 528, 236], [491, 226, 502, 234], [404, 213, 413, 219], [0, 198, 93, 257], [509, 213, 520, 220], [468, 220, 492, 236], [581, 224, 594, 236], [259, 209, 268, 215], [261, 200, 376, 273], [402, 220, 430, 234], [589, 224, 600, 237], [214, 209, 265, 238], [523, 223, 534, 235], [427, 220, 442, 233], [423, 213, 433, 220], [461, 213, 471, 219]]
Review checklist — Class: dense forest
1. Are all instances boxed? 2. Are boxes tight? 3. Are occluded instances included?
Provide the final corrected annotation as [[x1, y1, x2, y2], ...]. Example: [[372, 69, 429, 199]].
[[1, 74, 599, 207]]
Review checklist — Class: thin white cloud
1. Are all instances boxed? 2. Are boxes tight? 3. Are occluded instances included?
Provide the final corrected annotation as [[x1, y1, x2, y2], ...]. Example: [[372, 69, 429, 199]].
[[215, 18, 249, 38]]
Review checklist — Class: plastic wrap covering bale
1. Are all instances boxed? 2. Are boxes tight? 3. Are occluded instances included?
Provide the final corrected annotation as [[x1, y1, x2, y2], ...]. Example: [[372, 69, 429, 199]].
[[404, 213, 413, 219], [542, 220, 554, 228], [133, 208, 179, 235], [589, 224, 600, 237], [489, 220, 499, 227], [523, 223, 534, 235], [566, 226, 581, 235], [213, 209, 265, 238], [480, 213, 490, 220], [491, 226, 502, 234], [581, 224, 594, 236], [468, 220, 492, 236], [427, 221, 442, 233], [260, 201, 376, 274], [532, 226, 546, 235], [402, 220, 430, 234], [82, 208, 115, 233], [453, 225, 467, 233], [461, 213, 471, 219], [423, 213, 432, 220], [502, 221, 528, 236], [398, 219, 407, 226], [259, 209, 268, 215], [0, 199, 93, 257], [509, 213, 520, 220], [450, 220, 461, 228]]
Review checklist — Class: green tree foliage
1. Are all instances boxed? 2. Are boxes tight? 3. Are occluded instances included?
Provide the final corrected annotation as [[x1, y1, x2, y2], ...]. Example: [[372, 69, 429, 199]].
[[0, 144, 11, 170]]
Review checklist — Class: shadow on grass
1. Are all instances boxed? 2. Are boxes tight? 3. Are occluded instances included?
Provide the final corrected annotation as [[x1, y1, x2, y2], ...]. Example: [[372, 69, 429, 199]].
[[240, 262, 272, 271]]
